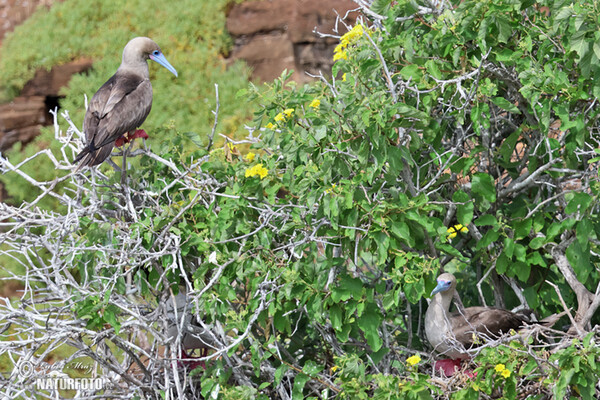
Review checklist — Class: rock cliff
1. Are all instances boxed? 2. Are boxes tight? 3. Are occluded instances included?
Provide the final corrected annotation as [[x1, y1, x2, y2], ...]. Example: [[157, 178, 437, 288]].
[[226, 0, 358, 82]]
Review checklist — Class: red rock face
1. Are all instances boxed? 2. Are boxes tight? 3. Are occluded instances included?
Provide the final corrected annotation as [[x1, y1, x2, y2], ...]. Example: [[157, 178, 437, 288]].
[[0, 0, 70, 153], [0, 59, 93, 152], [0, 0, 62, 45], [226, 0, 359, 83]]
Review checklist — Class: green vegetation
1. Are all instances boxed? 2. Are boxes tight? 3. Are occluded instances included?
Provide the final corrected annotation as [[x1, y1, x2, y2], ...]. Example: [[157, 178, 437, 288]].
[[1, 0, 600, 399]]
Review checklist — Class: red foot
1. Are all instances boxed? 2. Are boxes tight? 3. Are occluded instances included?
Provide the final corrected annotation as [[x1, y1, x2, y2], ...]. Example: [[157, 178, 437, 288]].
[[434, 359, 476, 377], [115, 129, 149, 147], [178, 347, 208, 370], [131, 129, 149, 140]]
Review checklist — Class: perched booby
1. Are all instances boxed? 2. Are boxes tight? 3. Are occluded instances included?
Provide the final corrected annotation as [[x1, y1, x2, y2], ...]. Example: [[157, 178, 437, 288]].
[[74, 37, 177, 167], [166, 291, 215, 370], [424, 273, 530, 360]]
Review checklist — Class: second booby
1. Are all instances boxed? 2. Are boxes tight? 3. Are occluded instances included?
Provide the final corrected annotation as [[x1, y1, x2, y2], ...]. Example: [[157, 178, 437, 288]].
[[74, 37, 177, 167], [424, 273, 530, 359]]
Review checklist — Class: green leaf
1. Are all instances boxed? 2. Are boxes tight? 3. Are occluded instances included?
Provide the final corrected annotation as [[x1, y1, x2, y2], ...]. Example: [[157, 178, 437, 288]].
[[302, 360, 323, 377], [329, 304, 343, 331], [453, 190, 473, 226], [357, 303, 383, 351], [570, 30, 589, 59], [425, 60, 442, 79], [475, 214, 497, 227], [566, 192, 592, 214], [496, 252, 509, 274], [494, 15, 512, 43], [274, 364, 288, 387], [472, 173, 497, 203], [292, 373, 310, 398], [529, 236, 545, 250], [504, 237, 515, 258], [476, 229, 500, 250], [553, 368, 575, 399], [103, 306, 121, 335], [400, 64, 422, 80], [514, 261, 530, 281], [390, 220, 413, 246], [491, 97, 521, 114], [567, 240, 591, 283]]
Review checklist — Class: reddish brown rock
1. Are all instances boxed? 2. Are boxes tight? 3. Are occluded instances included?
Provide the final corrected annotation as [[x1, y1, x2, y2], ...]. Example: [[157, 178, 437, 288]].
[[0, 96, 47, 151], [226, 0, 359, 83], [226, 0, 293, 36], [230, 34, 298, 82], [287, 0, 356, 44], [0, 0, 63, 45], [21, 58, 93, 97], [0, 59, 93, 151]]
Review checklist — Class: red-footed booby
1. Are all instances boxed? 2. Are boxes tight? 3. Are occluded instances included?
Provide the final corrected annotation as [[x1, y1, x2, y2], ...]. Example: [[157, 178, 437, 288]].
[[74, 37, 177, 168], [425, 273, 530, 360], [166, 291, 215, 370]]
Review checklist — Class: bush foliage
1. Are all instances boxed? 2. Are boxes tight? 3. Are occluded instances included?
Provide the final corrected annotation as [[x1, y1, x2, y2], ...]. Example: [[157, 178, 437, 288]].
[[1, 0, 600, 399]]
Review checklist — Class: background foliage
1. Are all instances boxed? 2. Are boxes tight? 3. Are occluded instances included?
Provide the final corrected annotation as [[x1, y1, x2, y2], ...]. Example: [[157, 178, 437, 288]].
[[1, 0, 600, 399]]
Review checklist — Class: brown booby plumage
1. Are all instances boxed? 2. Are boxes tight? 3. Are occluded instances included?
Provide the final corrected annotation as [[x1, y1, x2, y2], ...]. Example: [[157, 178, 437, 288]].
[[74, 37, 177, 167], [425, 273, 530, 359]]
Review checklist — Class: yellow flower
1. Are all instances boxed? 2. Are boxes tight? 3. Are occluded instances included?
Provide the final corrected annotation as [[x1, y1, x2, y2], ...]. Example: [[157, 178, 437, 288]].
[[309, 98, 321, 109], [246, 152, 255, 162], [331, 365, 339, 373], [325, 183, 337, 194], [266, 122, 275, 129], [341, 24, 364, 44], [333, 26, 364, 63], [333, 50, 348, 61], [274, 113, 285, 122], [342, 73, 347, 81], [495, 364, 506, 373], [406, 355, 421, 366], [245, 163, 268, 179], [447, 224, 469, 239], [283, 108, 294, 118], [501, 369, 511, 379]]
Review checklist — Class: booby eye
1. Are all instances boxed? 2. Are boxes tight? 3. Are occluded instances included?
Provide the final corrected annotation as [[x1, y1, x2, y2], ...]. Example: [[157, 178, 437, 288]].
[[438, 280, 451, 289], [152, 50, 160, 56]]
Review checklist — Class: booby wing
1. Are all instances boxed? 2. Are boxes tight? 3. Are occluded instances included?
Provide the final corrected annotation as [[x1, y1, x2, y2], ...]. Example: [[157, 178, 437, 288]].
[[77, 72, 152, 166]]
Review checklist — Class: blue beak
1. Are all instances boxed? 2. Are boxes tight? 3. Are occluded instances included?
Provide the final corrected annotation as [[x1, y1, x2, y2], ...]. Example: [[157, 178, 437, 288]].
[[430, 281, 446, 296], [150, 52, 178, 77]]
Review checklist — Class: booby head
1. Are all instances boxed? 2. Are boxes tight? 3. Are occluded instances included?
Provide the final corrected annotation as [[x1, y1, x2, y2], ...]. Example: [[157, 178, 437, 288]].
[[121, 37, 178, 77], [430, 273, 456, 296]]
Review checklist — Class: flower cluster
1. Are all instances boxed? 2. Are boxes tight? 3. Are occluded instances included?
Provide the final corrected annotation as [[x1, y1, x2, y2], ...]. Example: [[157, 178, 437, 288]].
[[324, 183, 337, 194], [245, 163, 268, 179], [274, 108, 294, 122], [447, 224, 469, 239], [245, 152, 256, 162], [309, 98, 321, 109], [333, 24, 364, 61], [406, 354, 421, 366], [494, 363, 511, 379]]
